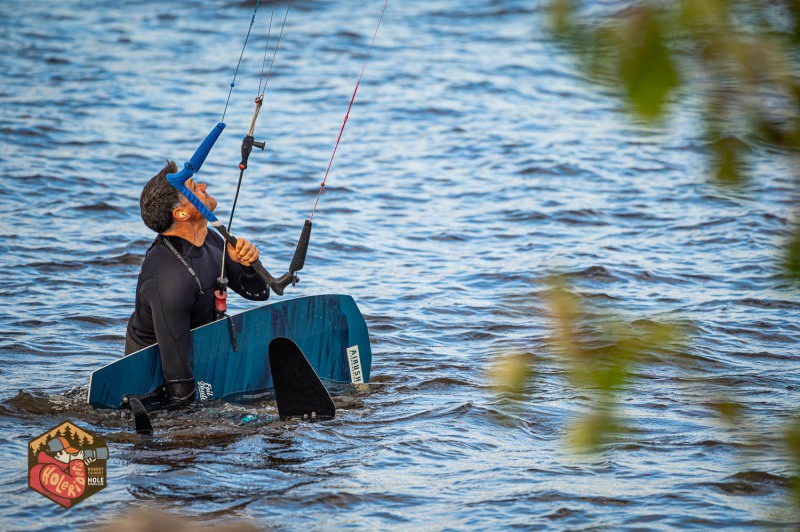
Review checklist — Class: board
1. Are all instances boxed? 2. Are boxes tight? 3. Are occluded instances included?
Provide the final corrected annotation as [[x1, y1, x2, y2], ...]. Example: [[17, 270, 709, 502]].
[[88, 294, 371, 409]]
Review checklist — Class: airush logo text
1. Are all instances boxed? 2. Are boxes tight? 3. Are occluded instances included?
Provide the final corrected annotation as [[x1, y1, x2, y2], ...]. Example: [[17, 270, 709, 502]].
[[347, 345, 364, 384]]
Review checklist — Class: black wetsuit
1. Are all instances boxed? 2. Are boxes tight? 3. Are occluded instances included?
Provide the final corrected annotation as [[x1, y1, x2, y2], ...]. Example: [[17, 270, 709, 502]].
[[126, 230, 269, 403]]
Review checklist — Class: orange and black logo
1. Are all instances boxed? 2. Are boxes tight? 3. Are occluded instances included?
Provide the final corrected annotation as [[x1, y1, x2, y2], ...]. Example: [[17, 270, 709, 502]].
[[28, 421, 108, 508]]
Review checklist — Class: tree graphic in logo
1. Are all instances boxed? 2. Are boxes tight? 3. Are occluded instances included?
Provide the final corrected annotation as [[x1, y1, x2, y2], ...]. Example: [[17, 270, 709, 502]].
[[28, 421, 108, 508]]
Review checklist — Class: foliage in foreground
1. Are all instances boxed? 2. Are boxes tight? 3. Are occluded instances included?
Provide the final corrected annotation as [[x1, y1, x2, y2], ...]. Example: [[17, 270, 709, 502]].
[[548, 0, 800, 280], [493, 279, 800, 513], [545, 278, 684, 450]]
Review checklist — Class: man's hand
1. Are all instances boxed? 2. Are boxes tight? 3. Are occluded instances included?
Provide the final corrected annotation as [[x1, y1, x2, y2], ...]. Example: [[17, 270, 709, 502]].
[[227, 238, 260, 267], [71, 451, 85, 462]]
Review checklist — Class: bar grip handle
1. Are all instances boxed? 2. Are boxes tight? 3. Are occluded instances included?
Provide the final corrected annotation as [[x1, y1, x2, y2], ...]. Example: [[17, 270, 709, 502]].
[[290, 220, 312, 276]]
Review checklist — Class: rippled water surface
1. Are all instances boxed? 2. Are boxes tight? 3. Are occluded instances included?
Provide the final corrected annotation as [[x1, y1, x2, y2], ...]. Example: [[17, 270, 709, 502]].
[[1, 0, 799, 529]]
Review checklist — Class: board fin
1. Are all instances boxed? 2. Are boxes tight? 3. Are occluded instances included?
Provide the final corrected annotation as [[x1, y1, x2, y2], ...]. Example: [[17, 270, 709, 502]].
[[125, 396, 153, 435], [268, 337, 335, 420]]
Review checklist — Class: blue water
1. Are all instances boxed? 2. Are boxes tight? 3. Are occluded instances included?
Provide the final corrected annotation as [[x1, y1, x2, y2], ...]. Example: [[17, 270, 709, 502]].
[[1, 0, 799, 529]]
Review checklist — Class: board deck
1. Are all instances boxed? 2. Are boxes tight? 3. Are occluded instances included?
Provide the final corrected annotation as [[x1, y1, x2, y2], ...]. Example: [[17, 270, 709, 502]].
[[88, 294, 371, 409]]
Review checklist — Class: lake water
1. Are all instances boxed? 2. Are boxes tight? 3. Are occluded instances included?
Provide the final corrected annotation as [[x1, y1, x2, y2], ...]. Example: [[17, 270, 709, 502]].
[[1, 0, 799, 529]]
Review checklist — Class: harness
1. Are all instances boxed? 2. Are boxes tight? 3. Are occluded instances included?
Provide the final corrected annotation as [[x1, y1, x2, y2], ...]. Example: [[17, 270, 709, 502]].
[[160, 236, 204, 296], [159, 234, 240, 352]]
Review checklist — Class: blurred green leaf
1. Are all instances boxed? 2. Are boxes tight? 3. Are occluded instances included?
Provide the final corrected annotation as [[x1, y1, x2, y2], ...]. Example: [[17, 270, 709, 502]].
[[710, 136, 747, 186], [617, 5, 679, 119], [787, 417, 800, 462], [548, 0, 576, 40], [678, 0, 728, 32], [788, 0, 800, 43], [786, 417, 800, 506], [568, 410, 624, 451], [783, 221, 800, 282], [709, 400, 744, 423], [543, 277, 684, 452], [490, 352, 535, 395]]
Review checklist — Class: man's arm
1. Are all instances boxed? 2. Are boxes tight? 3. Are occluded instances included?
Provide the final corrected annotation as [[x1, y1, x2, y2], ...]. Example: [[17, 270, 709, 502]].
[[226, 259, 271, 301], [145, 254, 198, 402]]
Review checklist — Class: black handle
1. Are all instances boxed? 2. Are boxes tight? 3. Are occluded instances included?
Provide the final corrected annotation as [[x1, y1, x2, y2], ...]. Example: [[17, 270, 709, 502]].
[[239, 135, 265, 170], [268, 272, 299, 296], [290, 220, 312, 277]]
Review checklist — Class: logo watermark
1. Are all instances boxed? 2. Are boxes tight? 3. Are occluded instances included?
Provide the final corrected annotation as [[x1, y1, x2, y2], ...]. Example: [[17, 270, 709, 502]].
[[28, 421, 108, 508]]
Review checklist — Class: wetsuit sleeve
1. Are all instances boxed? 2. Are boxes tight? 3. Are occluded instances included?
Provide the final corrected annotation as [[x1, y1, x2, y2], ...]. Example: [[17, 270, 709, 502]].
[[141, 253, 198, 401], [226, 258, 271, 300]]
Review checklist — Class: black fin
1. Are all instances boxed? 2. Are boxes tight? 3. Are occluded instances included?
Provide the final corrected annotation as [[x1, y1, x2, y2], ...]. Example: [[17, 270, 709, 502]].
[[126, 396, 153, 435], [268, 337, 335, 420]]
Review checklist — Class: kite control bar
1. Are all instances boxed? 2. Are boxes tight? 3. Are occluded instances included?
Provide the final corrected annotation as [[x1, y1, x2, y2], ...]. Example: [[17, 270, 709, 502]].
[[165, 123, 301, 296]]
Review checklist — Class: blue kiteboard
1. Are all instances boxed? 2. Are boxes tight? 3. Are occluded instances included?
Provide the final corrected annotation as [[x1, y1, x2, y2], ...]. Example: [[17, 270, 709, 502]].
[[88, 294, 371, 409]]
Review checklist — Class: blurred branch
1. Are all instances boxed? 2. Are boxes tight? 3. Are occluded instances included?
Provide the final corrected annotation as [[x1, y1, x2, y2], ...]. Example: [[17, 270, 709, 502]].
[[549, 0, 800, 141], [544, 278, 685, 452], [784, 221, 800, 282], [787, 417, 800, 507], [546, 0, 800, 278]]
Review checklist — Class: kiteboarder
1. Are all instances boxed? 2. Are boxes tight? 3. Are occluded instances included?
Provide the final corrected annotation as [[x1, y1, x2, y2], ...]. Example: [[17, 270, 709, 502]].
[[126, 160, 270, 405]]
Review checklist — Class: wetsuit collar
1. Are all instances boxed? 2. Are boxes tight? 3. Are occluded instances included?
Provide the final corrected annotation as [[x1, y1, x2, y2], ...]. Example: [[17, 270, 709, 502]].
[[161, 234, 206, 258]]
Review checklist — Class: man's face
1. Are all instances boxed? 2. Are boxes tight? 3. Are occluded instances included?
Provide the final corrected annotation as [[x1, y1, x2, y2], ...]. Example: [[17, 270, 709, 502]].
[[182, 178, 217, 215]]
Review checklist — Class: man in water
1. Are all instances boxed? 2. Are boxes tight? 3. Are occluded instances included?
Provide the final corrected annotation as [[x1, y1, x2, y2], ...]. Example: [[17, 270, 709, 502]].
[[126, 160, 270, 405]]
